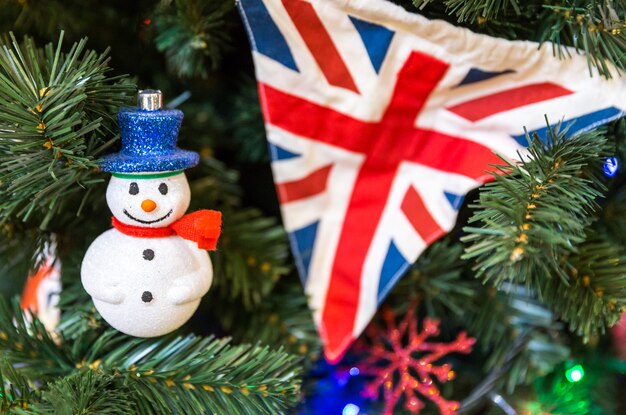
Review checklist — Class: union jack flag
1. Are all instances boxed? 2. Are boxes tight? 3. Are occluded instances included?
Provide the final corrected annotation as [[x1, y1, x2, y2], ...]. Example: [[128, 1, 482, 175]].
[[238, 0, 626, 361]]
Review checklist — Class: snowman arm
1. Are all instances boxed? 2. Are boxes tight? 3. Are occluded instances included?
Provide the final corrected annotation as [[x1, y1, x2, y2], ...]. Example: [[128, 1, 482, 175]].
[[167, 268, 213, 305], [81, 264, 125, 305], [81, 232, 126, 305], [81, 276, 125, 305], [165, 241, 213, 305], [92, 290, 125, 305], [166, 248, 213, 305]]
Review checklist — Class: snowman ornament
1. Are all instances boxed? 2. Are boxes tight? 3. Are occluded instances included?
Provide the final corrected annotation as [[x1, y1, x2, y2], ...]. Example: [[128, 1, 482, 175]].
[[81, 90, 221, 337]]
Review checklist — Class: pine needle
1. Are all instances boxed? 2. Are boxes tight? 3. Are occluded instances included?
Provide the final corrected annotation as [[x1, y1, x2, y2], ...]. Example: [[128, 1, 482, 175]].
[[0, 32, 133, 230]]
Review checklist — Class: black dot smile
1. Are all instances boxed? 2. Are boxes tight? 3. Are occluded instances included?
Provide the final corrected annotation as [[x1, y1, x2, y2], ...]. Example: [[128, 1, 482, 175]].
[[123, 209, 173, 224]]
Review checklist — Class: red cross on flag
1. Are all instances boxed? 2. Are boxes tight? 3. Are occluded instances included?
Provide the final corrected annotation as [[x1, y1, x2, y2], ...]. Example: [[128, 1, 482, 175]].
[[238, 0, 626, 362]]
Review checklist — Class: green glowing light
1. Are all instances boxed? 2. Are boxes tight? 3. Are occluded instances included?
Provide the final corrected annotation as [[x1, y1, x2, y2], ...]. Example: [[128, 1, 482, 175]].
[[565, 364, 585, 383]]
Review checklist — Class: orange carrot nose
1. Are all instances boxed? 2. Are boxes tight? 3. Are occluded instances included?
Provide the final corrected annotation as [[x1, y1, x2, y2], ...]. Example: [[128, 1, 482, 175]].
[[141, 199, 157, 212]]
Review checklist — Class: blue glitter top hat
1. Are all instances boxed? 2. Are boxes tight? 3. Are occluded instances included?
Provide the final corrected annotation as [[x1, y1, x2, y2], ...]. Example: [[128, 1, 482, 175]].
[[99, 90, 199, 173]]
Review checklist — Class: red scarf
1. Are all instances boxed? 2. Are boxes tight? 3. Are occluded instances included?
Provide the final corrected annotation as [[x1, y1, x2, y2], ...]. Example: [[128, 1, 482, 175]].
[[112, 210, 222, 250]]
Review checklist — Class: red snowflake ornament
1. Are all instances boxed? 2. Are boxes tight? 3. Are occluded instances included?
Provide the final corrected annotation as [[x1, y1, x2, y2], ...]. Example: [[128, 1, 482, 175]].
[[359, 305, 475, 415]]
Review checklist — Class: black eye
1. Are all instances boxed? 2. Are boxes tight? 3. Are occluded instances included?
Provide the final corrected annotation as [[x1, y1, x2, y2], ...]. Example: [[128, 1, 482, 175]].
[[158, 183, 168, 195], [129, 182, 139, 195]]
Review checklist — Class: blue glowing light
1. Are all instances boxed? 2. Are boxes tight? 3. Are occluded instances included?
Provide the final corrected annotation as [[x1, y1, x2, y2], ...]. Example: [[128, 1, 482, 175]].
[[349, 367, 360, 376], [604, 157, 619, 177], [342, 403, 360, 415]]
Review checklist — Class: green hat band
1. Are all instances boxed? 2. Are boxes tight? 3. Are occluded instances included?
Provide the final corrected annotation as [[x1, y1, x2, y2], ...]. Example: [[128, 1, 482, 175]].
[[110, 170, 184, 180]]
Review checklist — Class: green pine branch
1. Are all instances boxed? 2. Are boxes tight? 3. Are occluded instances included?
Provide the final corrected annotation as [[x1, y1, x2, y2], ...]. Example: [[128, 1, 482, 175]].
[[0, 227, 39, 296], [0, 298, 74, 379], [539, 230, 626, 341], [93, 335, 302, 415], [227, 79, 269, 164], [55, 275, 103, 340], [463, 124, 610, 290], [0, 32, 133, 230], [15, 370, 133, 415], [541, 1, 626, 78], [223, 281, 321, 362], [0, 359, 37, 414], [462, 123, 626, 342], [468, 283, 570, 393], [10, 0, 92, 39], [387, 238, 476, 318], [0, 295, 303, 414], [602, 185, 626, 246], [599, 119, 626, 245], [189, 155, 243, 211], [413, 0, 524, 23], [211, 208, 291, 309], [154, 0, 235, 79]]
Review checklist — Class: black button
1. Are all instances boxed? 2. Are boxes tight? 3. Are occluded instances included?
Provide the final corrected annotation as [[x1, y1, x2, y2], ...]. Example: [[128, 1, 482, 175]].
[[143, 249, 155, 261], [142, 291, 153, 303]]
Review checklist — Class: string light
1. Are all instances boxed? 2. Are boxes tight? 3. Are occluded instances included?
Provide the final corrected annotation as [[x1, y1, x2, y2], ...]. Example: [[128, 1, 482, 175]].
[[342, 403, 361, 415], [565, 364, 585, 383], [603, 157, 618, 177]]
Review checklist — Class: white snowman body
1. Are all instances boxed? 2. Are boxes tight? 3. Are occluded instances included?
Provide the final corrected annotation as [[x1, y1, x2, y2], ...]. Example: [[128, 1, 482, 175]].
[[81, 172, 212, 337]]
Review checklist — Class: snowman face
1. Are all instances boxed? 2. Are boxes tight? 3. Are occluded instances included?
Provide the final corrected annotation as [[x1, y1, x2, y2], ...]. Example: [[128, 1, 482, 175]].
[[106, 172, 191, 228]]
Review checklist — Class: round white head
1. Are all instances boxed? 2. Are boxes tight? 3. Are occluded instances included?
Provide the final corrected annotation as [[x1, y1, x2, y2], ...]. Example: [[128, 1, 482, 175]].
[[106, 172, 191, 227]]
